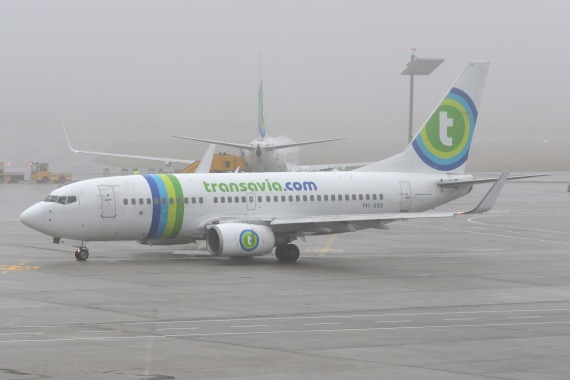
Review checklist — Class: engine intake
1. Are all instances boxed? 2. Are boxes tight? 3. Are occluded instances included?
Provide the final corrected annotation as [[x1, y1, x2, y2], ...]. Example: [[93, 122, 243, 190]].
[[206, 223, 275, 257]]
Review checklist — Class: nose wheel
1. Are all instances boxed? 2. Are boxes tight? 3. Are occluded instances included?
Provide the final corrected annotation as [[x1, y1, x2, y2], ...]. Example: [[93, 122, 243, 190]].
[[74, 247, 89, 261]]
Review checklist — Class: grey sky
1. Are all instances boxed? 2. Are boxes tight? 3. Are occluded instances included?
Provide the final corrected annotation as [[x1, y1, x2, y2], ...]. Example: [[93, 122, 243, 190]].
[[1, 0, 569, 171]]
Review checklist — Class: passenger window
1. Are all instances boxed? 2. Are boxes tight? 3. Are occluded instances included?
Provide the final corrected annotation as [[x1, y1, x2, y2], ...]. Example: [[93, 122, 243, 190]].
[[345, 195, 350, 201], [365, 194, 370, 200], [228, 197, 232, 203], [161, 198, 167, 205], [331, 195, 335, 201], [281, 195, 286, 202], [199, 197, 203, 204], [249, 196, 254, 203], [123, 199, 128, 205], [214, 197, 218, 204], [176, 198, 181, 204], [169, 198, 174, 204], [289, 195, 293, 202], [131, 198, 136, 205], [352, 194, 356, 201], [274, 196, 279, 202], [184, 198, 189, 204], [191, 197, 196, 204], [372, 194, 377, 200], [310, 195, 314, 201], [154, 198, 159, 205], [379, 194, 384, 200], [266, 196, 271, 202], [258, 196, 262, 202], [221, 197, 225, 203], [317, 195, 322, 201], [303, 195, 307, 201], [358, 194, 363, 200], [296, 195, 300, 201], [139, 198, 144, 205], [147, 198, 152, 205]]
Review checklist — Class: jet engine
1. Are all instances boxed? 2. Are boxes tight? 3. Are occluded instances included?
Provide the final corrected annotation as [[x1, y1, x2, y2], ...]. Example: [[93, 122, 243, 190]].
[[206, 223, 275, 257]]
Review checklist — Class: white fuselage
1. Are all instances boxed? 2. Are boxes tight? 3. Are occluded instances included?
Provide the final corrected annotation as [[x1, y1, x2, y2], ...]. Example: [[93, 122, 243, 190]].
[[242, 136, 300, 172], [21, 171, 472, 243]]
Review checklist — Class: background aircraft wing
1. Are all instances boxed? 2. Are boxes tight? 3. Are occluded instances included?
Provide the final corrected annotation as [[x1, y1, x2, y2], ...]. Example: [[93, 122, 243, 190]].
[[171, 135, 255, 151], [298, 161, 371, 171], [65, 128, 196, 165], [262, 137, 345, 151]]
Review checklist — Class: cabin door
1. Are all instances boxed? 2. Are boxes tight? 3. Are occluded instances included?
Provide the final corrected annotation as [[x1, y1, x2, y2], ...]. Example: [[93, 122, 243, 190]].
[[99, 185, 116, 218]]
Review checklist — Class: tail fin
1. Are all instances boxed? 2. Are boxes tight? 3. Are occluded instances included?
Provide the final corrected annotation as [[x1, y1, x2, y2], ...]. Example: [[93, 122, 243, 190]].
[[258, 54, 266, 139], [357, 61, 490, 174]]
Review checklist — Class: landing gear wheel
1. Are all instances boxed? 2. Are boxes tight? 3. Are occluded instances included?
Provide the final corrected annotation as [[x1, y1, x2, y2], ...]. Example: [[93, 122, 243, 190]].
[[74, 248, 89, 261], [275, 244, 300, 262]]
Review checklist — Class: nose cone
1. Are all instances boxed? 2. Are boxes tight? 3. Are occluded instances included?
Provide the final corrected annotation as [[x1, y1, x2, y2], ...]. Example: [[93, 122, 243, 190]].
[[20, 203, 45, 232]]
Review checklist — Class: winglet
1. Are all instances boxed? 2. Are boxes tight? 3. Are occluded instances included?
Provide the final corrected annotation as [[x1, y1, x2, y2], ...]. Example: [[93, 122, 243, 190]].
[[195, 144, 216, 173], [63, 125, 79, 153], [463, 171, 509, 214]]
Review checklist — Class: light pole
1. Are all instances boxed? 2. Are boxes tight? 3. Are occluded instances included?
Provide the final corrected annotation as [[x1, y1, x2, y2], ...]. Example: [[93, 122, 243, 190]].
[[401, 50, 444, 143]]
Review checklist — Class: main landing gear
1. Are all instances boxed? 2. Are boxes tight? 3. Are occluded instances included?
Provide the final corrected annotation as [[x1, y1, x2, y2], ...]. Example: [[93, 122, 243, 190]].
[[74, 247, 89, 261], [275, 244, 300, 262]]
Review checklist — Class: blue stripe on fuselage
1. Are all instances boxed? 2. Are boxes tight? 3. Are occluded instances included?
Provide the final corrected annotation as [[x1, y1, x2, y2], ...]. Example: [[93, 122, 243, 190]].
[[143, 175, 161, 239]]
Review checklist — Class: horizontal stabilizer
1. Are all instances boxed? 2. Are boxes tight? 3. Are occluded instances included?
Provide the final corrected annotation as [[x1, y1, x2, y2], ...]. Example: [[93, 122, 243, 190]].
[[438, 173, 547, 188]]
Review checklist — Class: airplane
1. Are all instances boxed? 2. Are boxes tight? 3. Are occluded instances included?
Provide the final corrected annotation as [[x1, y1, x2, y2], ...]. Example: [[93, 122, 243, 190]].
[[22, 61, 516, 263], [65, 61, 364, 173], [170, 74, 355, 172]]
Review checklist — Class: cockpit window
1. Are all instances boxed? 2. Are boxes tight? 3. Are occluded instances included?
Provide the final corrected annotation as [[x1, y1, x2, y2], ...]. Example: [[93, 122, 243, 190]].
[[44, 195, 77, 205]]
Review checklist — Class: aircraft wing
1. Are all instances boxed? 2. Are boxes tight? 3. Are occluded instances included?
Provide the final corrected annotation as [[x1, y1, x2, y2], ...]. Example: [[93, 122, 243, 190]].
[[171, 135, 255, 151], [203, 171, 509, 236], [65, 128, 196, 165], [270, 211, 455, 226]]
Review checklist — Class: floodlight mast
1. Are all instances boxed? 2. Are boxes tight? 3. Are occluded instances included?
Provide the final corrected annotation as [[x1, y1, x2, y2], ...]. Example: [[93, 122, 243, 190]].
[[401, 50, 445, 143]]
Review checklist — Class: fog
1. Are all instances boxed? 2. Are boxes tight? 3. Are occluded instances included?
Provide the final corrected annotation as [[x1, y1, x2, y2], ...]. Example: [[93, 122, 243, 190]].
[[1, 0, 569, 174]]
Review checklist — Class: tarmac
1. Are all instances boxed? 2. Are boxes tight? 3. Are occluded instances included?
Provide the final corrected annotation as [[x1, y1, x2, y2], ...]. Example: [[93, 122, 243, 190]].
[[1, 174, 569, 379]]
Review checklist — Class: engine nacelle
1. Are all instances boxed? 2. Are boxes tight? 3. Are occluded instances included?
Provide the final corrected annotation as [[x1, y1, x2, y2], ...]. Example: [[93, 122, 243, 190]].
[[206, 223, 275, 257]]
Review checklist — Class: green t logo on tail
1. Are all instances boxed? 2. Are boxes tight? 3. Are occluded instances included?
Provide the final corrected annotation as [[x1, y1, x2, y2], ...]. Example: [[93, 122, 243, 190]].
[[412, 87, 478, 171]]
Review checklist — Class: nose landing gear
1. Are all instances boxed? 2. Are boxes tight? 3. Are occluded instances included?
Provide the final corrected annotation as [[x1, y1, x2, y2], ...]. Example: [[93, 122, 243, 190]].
[[74, 247, 89, 261]]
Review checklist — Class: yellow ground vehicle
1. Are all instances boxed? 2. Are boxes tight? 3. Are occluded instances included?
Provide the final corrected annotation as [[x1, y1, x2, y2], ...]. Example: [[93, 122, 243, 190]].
[[182, 153, 244, 173], [30, 162, 72, 183], [0, 163, 25, 183]]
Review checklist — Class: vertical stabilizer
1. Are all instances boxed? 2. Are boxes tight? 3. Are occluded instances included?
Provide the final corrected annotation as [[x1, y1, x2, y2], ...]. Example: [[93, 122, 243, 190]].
[[258, 54, 266, 139], [357, 61, 490, 174]]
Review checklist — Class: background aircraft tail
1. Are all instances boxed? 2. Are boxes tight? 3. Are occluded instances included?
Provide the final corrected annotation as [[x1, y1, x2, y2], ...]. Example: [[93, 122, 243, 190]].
[[357, 61, 490, 174]]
